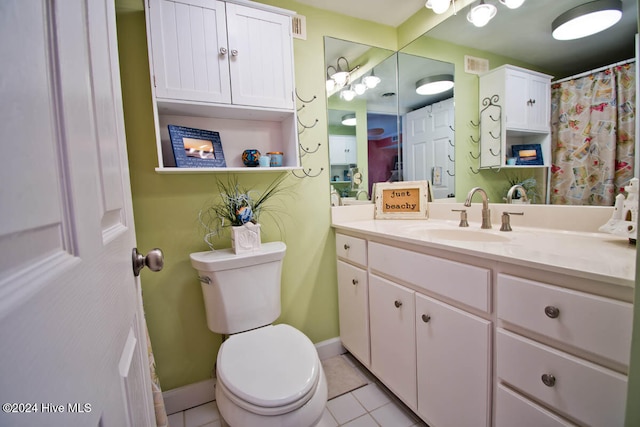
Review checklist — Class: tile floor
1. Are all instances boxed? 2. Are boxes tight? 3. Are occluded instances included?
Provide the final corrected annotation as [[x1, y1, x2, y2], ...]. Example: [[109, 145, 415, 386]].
[[167, 353, 428, 427]]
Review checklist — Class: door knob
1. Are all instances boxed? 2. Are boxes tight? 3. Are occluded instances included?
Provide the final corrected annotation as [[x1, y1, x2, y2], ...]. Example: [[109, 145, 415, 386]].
[[132, 248, 164, 277]]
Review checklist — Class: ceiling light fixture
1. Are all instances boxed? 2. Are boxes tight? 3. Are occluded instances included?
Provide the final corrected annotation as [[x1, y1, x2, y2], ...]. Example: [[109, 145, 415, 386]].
[[326, 57, 360, 92], [467, 0, 497, 27], [416, 74, 454, 95], [425, 0, 452, 14], [341, 113, 356, 126], [498, 0, 525, 9], [552, 0, 622, 41]]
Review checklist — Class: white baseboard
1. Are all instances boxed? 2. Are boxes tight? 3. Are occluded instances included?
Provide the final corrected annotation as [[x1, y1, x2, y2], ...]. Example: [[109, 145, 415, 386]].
[[162, 336, 344, 414], [163, 378, 216, 415]]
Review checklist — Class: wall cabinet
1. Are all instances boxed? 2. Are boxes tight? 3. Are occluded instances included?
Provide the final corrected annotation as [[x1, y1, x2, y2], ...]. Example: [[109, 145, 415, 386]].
[[479, 65, 552, 169], [145, 0, 299, 172]]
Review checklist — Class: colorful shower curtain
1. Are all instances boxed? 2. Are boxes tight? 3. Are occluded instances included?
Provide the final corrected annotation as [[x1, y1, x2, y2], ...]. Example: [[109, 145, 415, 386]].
[[550, 62, 636, 205]]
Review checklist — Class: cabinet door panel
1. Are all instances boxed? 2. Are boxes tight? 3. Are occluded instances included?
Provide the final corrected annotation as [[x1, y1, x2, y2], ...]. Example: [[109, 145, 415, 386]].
[[149, 0, 230, 103], [505, 69, 529, 129], [226, 3, 294, 109], [337, 261, 370, 366], [528, 75, 551, 131], [496, 385, 577, 427], [369, 275, 417, 410], [416, 294, 491, 427]]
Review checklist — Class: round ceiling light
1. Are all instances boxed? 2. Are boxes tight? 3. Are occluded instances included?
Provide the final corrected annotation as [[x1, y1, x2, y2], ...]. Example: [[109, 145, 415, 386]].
[[552, 0, 622, 41], [425, 0, 451, 14], [467, 0, 497, 27], [341, 113, 356, 126], [416, 75, 455, 95], [498, 0, 525, 9]]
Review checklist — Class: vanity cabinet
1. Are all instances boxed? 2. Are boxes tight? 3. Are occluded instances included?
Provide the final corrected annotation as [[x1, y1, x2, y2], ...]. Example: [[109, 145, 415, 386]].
[[496, 274, 633, 427], [479, 64, 552, 169], [144, 0, 300, 172], [335, 235, 370, 365]]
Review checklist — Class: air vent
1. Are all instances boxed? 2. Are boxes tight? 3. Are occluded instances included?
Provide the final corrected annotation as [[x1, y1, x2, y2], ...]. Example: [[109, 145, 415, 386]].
[[464, 55, 489, 75], [292, 14, 306, 40]]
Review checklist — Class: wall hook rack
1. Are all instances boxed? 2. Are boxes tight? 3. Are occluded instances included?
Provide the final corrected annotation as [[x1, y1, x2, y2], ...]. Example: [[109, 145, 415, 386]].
[[292, 89, 322, 179]]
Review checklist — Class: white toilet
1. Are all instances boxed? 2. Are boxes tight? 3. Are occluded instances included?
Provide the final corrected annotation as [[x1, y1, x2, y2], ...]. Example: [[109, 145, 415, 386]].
[[190, 242, 327, 427]]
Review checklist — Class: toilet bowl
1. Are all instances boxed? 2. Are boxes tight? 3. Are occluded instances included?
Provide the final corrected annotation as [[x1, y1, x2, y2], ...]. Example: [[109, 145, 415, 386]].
[[215, 324, 327, 427], [190, 242, 328, 426]]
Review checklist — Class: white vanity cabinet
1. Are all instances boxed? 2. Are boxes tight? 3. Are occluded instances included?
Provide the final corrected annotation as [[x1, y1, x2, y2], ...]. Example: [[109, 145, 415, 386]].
[[496, 274, 633, 427], [479, 64, 552, 169], [144, 0, 300, 171], [335, 235, 370, 365], [329, 135, 357, 166]]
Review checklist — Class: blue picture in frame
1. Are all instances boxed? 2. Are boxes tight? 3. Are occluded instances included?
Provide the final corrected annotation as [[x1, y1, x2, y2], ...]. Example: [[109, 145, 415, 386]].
[[168, 125, 226, 168], [512, 144, 543, 166]]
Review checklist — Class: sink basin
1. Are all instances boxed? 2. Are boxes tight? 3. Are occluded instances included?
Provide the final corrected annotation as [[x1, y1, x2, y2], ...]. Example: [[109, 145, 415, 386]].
[[422, 229, 510, 243]]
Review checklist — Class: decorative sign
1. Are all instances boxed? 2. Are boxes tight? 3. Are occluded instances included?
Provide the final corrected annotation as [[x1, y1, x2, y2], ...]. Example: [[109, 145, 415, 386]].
[[373, 181, 431, 219]]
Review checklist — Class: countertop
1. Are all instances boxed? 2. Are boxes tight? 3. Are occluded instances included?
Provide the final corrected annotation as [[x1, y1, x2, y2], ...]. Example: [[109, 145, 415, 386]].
[[331, 204, 637, 289]]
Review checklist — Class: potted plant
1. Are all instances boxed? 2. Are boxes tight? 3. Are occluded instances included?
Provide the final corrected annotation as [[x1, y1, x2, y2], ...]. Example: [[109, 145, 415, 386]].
[[502, 174, 539, 203], [199, 175, 291, 253]]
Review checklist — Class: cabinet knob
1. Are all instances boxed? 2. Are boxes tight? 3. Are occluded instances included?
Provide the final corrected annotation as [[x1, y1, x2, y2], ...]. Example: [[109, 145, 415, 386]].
[[394, 300, 403, 308], [343, 244, 350, 250], [219, 47, 227, 55], [421, 314, 431, 323], [352, 279, 358, 285], [544, 305, 560, 319], [231, 49, 239, 56], [541, 373, 556, 387]]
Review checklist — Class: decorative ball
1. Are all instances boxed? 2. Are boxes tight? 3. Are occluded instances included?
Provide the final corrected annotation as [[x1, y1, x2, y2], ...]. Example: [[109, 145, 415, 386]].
[[236, 206, 253, 224], [242, 149, 260, 167]]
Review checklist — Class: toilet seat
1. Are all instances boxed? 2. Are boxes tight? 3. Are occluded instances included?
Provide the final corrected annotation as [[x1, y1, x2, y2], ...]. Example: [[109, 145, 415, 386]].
[[216, 324, 320, 416]]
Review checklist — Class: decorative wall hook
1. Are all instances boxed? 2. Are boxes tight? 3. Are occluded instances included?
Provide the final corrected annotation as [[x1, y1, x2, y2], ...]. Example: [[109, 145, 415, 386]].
[[295, 89, 316, 104], [292, 167, 324, 179], [470, 166, 480, 174], [446, 169, 455, 177], [470, 151, 480, 160]]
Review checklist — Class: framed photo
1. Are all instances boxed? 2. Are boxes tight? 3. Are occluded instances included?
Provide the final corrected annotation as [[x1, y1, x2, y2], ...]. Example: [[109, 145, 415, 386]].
[[168, 125, 226, 168], [373, 180, 431, 219], [512, 144, 543, 166]]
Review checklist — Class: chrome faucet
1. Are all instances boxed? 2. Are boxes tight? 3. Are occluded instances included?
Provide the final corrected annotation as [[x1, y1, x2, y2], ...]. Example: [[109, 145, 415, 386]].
[[506, 184, 529, 204], [355, 189, 369, 200], [463, 187, 492, 229]]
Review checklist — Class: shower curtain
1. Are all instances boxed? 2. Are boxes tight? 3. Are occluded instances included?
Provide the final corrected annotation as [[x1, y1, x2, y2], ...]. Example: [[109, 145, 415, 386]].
[[550, 62, 636, 205]]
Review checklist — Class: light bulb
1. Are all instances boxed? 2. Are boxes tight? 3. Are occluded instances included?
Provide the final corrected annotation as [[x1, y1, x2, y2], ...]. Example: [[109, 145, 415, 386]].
[[499, 0, 525, 9], [341, 88, 355, 101], [326, 79, 336, 92], [467, 2, 497, 27], [426, 0, 451, 14], [363, 74, 380, 89], [354, 83, 367, 95]]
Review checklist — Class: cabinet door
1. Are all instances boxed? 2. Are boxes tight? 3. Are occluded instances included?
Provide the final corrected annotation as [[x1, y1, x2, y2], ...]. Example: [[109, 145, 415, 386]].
[[149, 0, 231, 103], [504, 68, 530, 130], [416, 293, 491, 427], [337, 261, 370, 366], [226, 3, 294, 109], [527, 74, 551, 131], [369, 275, 417, 410], [329, 135, 357, 165]]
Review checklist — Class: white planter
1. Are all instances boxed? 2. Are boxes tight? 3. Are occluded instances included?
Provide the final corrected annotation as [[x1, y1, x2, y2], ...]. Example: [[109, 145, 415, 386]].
[[231, 223, 262, 254]]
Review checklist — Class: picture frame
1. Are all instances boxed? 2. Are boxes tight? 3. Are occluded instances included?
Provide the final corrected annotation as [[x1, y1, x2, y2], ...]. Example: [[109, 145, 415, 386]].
[[512, 144, 543, 166], [168, 125, 226, 168], [373, 180, 431, 219]]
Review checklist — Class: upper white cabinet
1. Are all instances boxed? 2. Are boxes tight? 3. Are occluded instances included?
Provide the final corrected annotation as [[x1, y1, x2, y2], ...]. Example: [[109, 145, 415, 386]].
[[145, 0, 299, 172], [479, 65, 552, 169], [149, 0, 294, 109], [329, 135, 357, 165]]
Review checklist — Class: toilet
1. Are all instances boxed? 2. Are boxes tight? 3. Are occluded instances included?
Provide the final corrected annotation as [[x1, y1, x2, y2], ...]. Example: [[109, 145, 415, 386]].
[[190, 242, 327, 427]]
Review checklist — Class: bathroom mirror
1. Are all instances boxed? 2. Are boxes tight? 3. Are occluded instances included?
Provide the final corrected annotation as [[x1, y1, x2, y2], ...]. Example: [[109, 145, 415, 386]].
[[325, 37, 455, 200], [326, 0, 638, 205]]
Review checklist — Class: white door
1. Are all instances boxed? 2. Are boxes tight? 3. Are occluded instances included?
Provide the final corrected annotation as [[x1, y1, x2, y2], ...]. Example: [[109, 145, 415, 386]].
[[0, 1, 156, 426]]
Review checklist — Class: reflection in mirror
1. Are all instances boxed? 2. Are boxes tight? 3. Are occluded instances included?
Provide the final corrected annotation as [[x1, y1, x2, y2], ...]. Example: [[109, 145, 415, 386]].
[[325, 37, 456, 201]]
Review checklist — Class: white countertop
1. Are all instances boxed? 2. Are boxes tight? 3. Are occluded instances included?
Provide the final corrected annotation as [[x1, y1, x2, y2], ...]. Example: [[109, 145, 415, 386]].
[[331, 204, 637, 288]]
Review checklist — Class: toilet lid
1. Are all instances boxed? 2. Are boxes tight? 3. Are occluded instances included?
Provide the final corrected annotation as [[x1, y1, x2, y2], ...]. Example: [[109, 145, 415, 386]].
[[217, 324, 320, 408]]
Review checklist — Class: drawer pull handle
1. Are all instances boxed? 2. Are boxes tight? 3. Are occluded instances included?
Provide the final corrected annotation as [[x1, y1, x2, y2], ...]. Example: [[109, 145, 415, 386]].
[[421, 314, 431, 323], [352, 279, 358, 285], [344, 244, 350, 250], [394, 300, 403, 308], [541, 373, 556, 387], [545, 306, 560, 319]]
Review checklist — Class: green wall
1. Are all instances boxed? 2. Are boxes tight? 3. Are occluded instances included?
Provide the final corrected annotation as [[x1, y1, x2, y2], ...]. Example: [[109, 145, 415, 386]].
[[116, 1, 395, 391]]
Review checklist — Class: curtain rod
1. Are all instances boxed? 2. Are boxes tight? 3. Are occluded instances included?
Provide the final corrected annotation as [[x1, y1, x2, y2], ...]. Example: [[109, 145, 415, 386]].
[[553, 58, 636, 83]]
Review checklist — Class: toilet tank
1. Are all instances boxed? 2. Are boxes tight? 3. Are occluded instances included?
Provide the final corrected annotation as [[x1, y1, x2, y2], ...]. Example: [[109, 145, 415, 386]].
[[190, 242, 286, 335]]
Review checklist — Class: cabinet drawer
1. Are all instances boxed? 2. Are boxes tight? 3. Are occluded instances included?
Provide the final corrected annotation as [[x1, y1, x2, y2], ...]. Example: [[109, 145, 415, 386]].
[[336, 261, 370, 366], [496, 384, 576, 427], [497, 274, 632, 366], [497, 329, 627, 427], [336, 234, 367, 267], [369, 242, 490, 312]]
